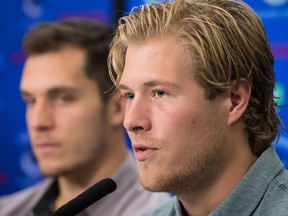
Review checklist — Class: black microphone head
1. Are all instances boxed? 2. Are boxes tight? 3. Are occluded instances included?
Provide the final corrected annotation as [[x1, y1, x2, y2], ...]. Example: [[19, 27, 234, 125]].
[[52, 178, 117, 216]]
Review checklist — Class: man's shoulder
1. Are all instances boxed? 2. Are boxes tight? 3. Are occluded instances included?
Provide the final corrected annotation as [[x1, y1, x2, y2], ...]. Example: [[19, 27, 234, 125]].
[[276, 166, 288, 181], [0, 179, 52, 216], [0, 178, 52, 202], [270, 167, 288, 198], [254, 168, 288, 215]]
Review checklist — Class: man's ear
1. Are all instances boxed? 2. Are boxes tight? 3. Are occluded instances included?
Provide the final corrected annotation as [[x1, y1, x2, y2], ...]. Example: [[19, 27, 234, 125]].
[[106, 91, 125, 126], [227, 78, 251, 126]]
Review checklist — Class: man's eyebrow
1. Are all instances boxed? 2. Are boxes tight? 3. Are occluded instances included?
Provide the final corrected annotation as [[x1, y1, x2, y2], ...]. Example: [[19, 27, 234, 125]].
[[47, 87, 78, 95], [118, 84, 130, 91], [20, 86, 79, 97], [118, 80, 179, 90], [143, 80, 179, 88]]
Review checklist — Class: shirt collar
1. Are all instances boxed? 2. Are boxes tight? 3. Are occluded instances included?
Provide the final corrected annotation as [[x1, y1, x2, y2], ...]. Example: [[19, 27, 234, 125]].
[[33, 180, 58, 216], [210, 145, 284, 215]]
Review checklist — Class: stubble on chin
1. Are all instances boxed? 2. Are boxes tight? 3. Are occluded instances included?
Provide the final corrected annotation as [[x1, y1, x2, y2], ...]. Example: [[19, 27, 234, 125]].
[[137, 142, 227, 196], [137, 161, 181, 193]]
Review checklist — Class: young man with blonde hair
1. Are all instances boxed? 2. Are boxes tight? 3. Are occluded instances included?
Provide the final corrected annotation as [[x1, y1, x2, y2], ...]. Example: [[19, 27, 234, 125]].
[[108, 0, 288, 215]]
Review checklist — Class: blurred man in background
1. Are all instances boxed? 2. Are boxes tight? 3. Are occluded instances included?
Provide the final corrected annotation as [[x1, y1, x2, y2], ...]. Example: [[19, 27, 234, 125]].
[[0, 18, 169, 216], [108, 0, 288, 215]]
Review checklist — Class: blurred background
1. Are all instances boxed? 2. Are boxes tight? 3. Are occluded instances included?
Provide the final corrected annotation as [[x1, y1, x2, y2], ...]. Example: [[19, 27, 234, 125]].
[[0, 0, 287, 196]]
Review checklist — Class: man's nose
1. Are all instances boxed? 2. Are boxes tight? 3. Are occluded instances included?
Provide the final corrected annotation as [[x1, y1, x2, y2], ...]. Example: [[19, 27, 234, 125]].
[[27, 100, 54, 132], [123, 97, 152, 133]]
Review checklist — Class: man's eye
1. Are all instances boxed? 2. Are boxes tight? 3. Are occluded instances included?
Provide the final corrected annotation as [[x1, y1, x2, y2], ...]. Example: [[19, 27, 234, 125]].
[[126, 93, 135, 101], [21, 95, 35, 105], [24, 98, 35, 105], [58, 95, 73, 102], [154, 90, 166, 98]]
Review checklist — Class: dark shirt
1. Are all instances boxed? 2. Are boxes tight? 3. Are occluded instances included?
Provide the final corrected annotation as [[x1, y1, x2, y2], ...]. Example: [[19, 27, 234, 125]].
[[33, 181, 58, 216]]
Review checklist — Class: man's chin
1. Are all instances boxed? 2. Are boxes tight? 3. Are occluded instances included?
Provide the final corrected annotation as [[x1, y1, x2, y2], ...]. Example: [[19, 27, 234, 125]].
[[140, 177, 167, 192], [39, 166, 61, 177], [41, 171, 59, 177], [143, 184, 169, 193]]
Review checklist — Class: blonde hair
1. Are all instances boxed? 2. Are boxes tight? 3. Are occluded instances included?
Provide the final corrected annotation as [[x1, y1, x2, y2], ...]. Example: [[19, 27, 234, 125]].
[[108, 0, 282, 155]]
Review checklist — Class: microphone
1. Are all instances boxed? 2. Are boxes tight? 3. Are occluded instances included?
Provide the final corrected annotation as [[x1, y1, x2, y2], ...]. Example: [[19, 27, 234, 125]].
[[52, 178, 117, 216]]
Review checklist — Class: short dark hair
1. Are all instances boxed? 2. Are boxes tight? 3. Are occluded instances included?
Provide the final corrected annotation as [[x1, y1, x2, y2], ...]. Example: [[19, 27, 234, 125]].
[[23, 18, 115, 101]]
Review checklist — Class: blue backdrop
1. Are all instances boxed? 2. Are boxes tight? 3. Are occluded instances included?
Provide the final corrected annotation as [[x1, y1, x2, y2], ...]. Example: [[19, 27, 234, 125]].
[[0, 0, 287, 196]]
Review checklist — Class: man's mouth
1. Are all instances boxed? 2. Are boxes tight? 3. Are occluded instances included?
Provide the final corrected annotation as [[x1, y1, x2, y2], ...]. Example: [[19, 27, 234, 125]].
[[133, 144, 158, 161]]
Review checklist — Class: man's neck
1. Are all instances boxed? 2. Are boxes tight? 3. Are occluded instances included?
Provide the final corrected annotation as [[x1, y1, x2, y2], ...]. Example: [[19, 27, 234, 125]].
[[54, 143, 128, 210], [178, 144, 257, 216]]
